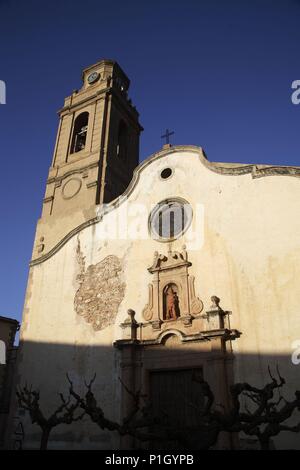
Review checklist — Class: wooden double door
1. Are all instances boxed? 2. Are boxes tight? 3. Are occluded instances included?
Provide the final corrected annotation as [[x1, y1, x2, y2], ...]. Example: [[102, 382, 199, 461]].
[[149, 368, 205, 449]]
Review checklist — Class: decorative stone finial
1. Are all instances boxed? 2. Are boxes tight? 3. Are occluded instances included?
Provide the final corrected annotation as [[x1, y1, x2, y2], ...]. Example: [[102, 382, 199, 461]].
[[125, 309, 137, 324], [210, 296, 221, 310], [182, 244, 188, 261], [121, 309, 138, 340], [205, 295, 225, 330]]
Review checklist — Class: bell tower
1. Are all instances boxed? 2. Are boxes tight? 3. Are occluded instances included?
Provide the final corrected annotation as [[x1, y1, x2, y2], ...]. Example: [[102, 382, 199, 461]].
[[32, 59, 143, 261]]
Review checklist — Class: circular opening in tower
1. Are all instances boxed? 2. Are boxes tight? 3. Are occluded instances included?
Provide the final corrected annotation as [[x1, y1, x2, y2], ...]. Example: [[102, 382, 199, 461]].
[[160, 168, 173, 179]]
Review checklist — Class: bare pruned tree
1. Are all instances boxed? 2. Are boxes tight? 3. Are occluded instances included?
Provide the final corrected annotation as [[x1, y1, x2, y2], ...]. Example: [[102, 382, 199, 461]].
[[67, 374, 180, 445], [16, 384, 85, 449], [17, 368, 300, 450], [67, 367, 300, 450], [226, 367, 300, 449]]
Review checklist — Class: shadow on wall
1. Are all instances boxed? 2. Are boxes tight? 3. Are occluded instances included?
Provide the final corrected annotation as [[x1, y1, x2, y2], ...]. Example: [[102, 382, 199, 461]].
[[4, 339, 300, 451]]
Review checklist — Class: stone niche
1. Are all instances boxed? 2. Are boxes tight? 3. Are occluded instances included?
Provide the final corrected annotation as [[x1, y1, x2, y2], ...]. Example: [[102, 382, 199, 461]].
[[142, 245, 204, 332]]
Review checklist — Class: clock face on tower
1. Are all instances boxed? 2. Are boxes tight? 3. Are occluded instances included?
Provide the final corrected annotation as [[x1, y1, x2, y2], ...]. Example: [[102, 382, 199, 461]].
[[87, 72, 100, 84]]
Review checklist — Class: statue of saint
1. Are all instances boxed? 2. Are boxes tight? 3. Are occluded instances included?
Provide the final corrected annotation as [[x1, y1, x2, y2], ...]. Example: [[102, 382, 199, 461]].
[[165, 286, 180, 320]]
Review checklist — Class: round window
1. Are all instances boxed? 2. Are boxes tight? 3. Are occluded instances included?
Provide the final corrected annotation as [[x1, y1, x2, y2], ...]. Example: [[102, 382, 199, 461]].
[[149, 198, 192, 241], [160, 168, 173, 179]]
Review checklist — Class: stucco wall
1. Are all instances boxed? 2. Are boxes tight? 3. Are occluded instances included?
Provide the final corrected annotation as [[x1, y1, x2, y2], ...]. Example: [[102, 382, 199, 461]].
[[17, 147, 300, 449]]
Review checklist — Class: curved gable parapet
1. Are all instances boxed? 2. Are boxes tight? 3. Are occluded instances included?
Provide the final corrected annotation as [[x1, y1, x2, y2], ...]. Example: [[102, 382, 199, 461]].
[[96, 145, 300, 211], [30, 146, 300, 266], [142, 145, 300, 179]]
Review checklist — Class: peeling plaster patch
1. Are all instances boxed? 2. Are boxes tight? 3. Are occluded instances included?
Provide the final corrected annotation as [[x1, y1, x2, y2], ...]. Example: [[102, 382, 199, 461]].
[[76, 236, 86, 280], [74, 240, 126, 331]]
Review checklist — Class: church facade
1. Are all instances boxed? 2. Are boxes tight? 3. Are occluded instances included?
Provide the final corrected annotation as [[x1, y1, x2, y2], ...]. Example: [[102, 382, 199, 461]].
[[8, 60, 300, 449]]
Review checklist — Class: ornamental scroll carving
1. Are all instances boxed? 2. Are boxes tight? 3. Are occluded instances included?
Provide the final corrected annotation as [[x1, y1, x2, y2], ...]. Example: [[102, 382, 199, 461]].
[[142, 284, 154, 321], [142, 245, 203, 326]]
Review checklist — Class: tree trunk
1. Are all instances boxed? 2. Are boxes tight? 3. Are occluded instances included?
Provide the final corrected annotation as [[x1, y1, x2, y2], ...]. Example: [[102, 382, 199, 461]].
[[40, 427, 51, 450], [259, 437, 270, 450]]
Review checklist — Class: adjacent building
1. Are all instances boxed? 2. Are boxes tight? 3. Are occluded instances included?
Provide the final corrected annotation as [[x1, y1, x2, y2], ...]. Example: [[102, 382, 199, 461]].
[[0, 316, 19, 448]]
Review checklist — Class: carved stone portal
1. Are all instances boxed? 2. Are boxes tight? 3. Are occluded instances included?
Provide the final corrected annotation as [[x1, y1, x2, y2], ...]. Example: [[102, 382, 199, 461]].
[[142, 245, 203, 326]]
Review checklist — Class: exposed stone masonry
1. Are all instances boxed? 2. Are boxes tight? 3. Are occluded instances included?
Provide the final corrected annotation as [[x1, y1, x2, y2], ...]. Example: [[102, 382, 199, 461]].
[[74, 243, 125, 331]]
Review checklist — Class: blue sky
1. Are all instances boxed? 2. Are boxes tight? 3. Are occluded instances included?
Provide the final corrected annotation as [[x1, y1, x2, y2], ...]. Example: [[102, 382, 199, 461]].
[[0, 0, 300, 323]]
